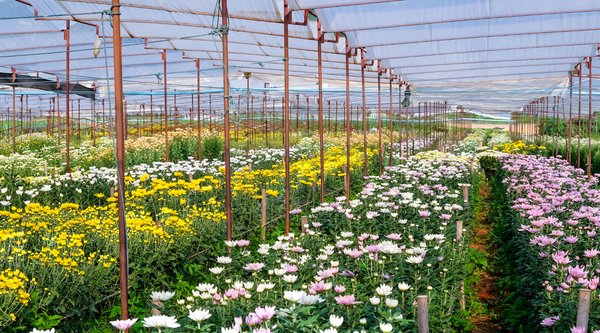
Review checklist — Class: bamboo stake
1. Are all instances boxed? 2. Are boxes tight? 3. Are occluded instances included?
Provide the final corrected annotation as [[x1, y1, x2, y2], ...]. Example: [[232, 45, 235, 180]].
[[417, 295, 429, 333], [576, 289, 591, 332]]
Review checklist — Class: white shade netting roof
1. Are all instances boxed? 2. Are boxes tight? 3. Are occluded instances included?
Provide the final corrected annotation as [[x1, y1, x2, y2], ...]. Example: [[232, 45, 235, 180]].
[[0, 0, 598, 118]]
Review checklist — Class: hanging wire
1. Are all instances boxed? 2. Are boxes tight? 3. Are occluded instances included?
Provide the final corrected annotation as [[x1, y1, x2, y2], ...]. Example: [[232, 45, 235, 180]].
[[100, 5, 129, 274], [0, 11, 105, 20]]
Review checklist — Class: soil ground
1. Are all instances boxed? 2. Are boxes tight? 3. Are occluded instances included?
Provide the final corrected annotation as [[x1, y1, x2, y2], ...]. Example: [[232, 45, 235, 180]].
[[469, 181, 503, 332]]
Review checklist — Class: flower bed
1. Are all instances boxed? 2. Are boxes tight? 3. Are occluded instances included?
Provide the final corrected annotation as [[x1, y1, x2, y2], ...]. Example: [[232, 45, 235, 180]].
[[0, 144, 372, 330], [102, 152, 477, 333], [496, 154, 600, 331]]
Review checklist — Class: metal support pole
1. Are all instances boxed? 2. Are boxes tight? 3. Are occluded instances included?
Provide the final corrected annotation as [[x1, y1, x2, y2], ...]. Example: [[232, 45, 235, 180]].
[[335, 101, 338, 136], [389, 75, 394, 166], [284, 2, 291, 235], [196, 59, 202, 161], [345, 41, 351, 204], [361, 49, 368, 177], [377, 62, 382, 176], [65, 21, 71, 172], [77, 99, 81, 141], [578, 64, 582, 168], [110, 0, 128, 321], [588, 58, 593, 177], [222, 0, 233, 243], [11, 86, 15, 153], [163, 50, 169, 162], [398, 81, 403, 158], [317, 25, 325, 203], [20, 95, 23, 136]]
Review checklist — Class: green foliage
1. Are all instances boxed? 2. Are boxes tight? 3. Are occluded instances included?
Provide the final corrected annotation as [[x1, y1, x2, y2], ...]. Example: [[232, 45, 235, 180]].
[[201, 135, 224, 160]]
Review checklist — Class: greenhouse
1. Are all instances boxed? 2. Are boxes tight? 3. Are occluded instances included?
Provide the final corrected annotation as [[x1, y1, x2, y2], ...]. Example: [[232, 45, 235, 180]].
[[0, 0, 599, 332]]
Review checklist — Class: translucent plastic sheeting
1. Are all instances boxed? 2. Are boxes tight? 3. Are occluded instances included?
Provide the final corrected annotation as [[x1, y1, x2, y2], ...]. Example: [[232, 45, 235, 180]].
[[51, 0, 286, 23], [366, 33, 599, 61], [394, 59, 585, 77], [381, 45, 595, 70], [410, 77, 569, 114], [344, 12, 600, 48], [314, 0, 600, 33], [31, 0, 318, 38], [288, 0, 396, 11], [139, 33, 346, 56]]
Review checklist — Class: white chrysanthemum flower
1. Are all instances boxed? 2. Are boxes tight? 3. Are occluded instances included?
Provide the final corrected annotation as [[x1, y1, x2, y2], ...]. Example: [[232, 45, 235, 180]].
[[150, 291, 175, 301], [398, 282, 411, 291], [188, 308, 211, 322], [406, 256, 424, 264], [142, 315, 180, 328], [376, 284, 393, 296], [329, 314, 344, 328]]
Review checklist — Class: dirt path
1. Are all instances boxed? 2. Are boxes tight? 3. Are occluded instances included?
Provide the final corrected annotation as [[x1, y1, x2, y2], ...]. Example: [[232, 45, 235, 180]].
[[469, 181, 503, 332]]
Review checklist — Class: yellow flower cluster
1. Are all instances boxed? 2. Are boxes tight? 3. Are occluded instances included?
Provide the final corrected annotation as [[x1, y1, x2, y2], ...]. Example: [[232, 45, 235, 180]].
[[493, 140, 546, 154], [0, 269, 30, 306]]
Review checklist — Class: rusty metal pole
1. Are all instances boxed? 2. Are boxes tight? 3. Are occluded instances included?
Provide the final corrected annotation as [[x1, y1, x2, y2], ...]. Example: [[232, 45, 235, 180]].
[[345, 40, 351, 203], [284, 3, 291, 234], [196, 59, 201, 161], [318, 26, 325, 203], [110, 0, 128, 321], [92, 100, 96, 146], [56, 87, 61, 145], [399, 81, 403, 158], [65, 20, 71, 173], [245, 72, 250, 158], [77, 99, 81, 141], [545, 96, 549, 148], [553, 96, 558, 156], [20, 95, 23, 136], [578, 64, 582, 168], [389, 75, 394, 166], [377, 62, 382, 176], [11, 86, 15, 153], [335, 100, 338, 136], [588, 58, 593, 177], [306, 96, 309, 137], [163, 50, 169, 162], [569, 76, 573, 163], [222, 0, 233, 243], [361, 49, 368, 177]]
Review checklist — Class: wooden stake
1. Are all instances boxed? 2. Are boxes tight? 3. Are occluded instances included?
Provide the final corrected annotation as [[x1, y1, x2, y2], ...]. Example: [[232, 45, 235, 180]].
[[261, 189, 267, 240], [456, 220, 463, 241], [577, 289, 591, 332], [301, 215, 308, 233], [151, 300, 162, 316], [417, 295, 429, 333], [462, 185, 469, 204]]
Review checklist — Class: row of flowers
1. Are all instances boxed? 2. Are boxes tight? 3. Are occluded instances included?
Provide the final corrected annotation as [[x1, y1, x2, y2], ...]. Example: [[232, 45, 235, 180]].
[[86, 151, 478, 333], [0, 142, 374, 329], [497, 154, 600, 332]]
